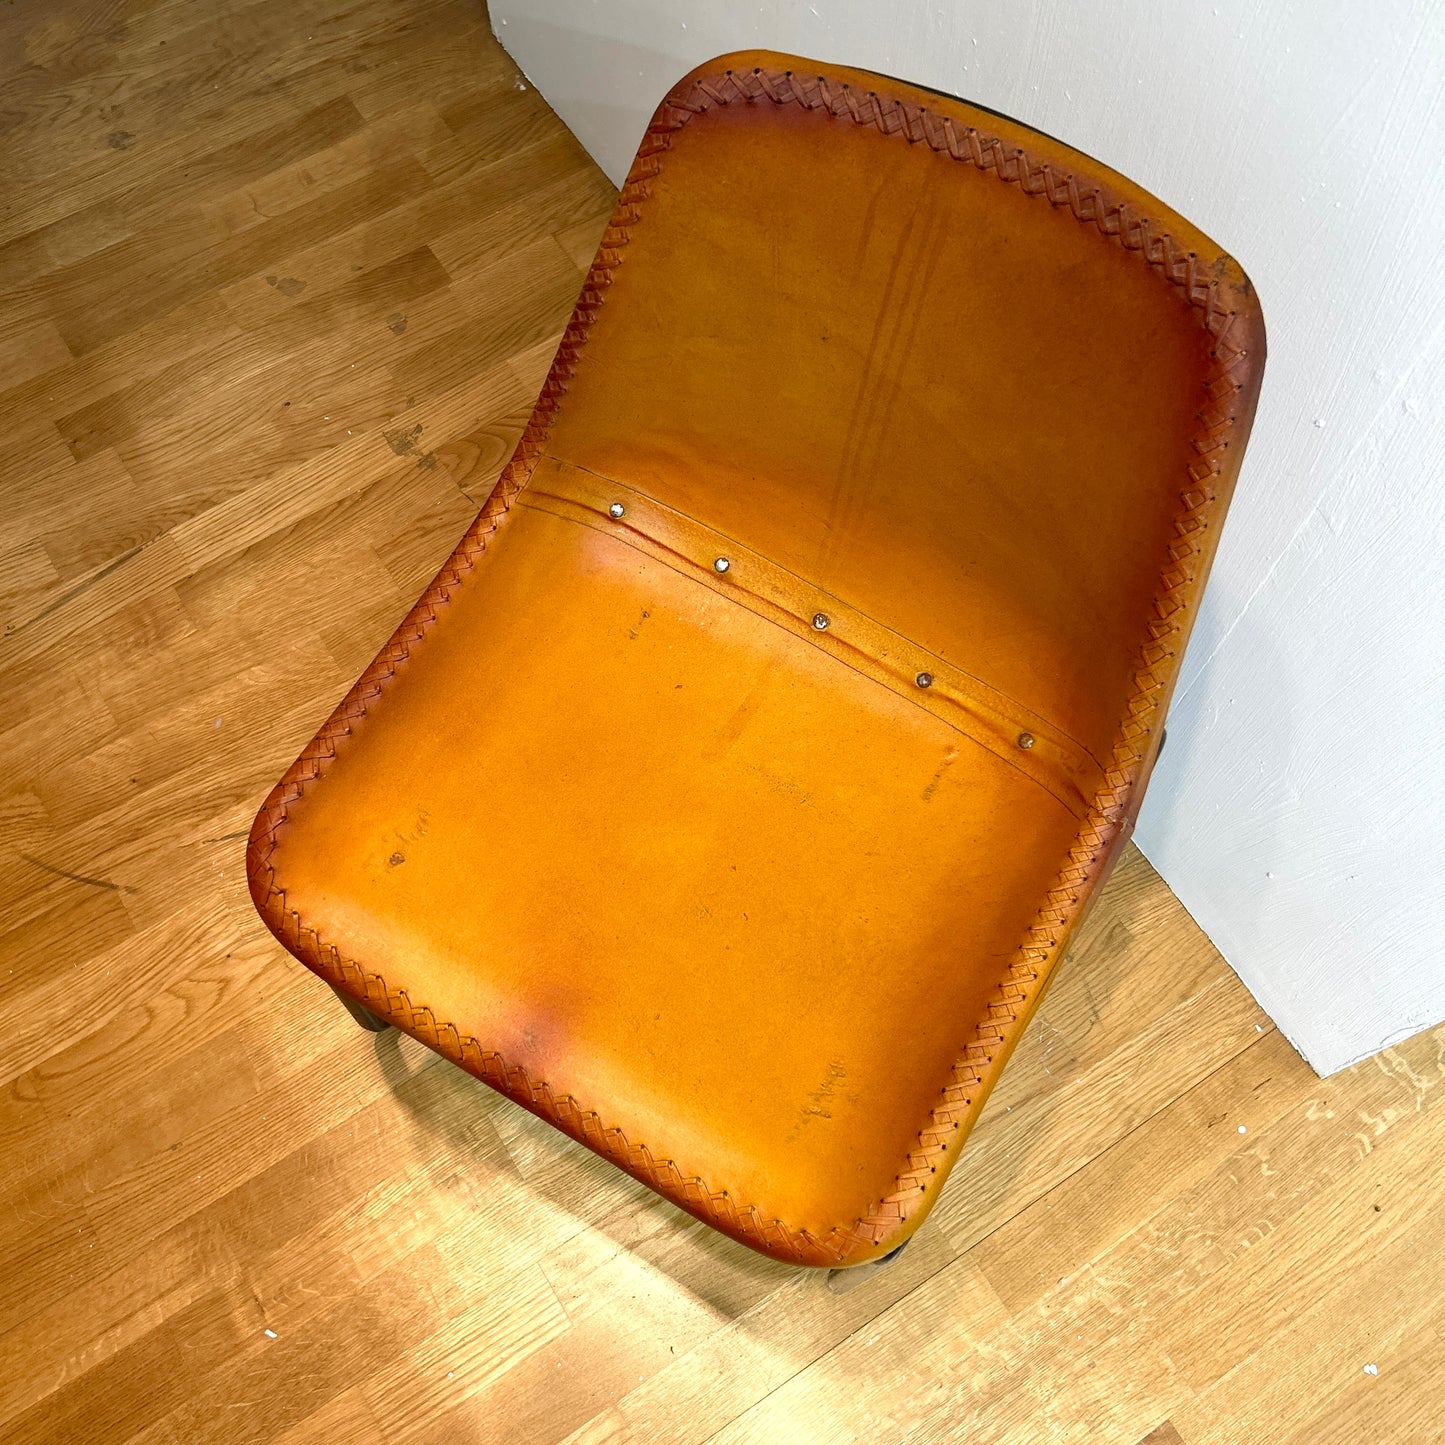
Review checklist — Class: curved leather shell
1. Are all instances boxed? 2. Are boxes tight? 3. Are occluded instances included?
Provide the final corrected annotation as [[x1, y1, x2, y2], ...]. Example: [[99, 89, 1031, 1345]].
[[248, 50, 1265, 1267]]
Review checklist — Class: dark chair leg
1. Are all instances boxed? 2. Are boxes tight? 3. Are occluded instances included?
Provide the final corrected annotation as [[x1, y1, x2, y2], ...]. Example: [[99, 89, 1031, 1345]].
[[330, 983, 390, 1032], [826, 1239, 909, 1294]]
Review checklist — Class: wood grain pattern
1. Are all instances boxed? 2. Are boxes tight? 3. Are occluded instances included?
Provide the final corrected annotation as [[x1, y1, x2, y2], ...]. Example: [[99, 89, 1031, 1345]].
[[0, 3, 1440, 1441]]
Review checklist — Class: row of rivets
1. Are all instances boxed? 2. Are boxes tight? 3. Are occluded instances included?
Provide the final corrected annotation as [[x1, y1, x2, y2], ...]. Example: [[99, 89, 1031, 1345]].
[[609, 507, 1035, 750]]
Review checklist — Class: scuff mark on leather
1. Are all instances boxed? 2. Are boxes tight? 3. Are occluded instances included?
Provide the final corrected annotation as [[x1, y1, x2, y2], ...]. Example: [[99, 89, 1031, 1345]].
[[921, 746, 960, 802], [786, 1060, 848, 1140]]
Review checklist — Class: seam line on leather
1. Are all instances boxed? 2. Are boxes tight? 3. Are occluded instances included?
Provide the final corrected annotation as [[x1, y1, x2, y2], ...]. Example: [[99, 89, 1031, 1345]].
[[517, 474, 1096, 820], [542, 452, 1105, 766]]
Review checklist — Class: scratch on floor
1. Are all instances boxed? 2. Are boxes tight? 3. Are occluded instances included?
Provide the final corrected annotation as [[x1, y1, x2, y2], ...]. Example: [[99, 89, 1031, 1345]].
[[18, 853, 138, 895], [1038, 1013, 1064, 1075], [7, 540, 149, 637]]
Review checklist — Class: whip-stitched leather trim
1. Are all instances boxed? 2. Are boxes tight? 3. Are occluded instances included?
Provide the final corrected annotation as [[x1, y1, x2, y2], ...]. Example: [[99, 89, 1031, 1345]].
[[248, 61, 1253, 1266]]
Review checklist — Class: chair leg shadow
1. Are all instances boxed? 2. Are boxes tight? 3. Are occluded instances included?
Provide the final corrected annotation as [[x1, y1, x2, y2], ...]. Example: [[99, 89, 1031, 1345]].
[[330, 983, 391, 1033], [826, 1240, 909, 1294]]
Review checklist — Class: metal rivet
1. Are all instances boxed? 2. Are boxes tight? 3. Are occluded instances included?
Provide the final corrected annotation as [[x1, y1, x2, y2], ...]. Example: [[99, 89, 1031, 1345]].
[[1017, 732, 1035, 750], [812, 613, 829, 631], [713, 557, 730, 573], [915, 672, 934, 689], [608, 502, 625, 519]]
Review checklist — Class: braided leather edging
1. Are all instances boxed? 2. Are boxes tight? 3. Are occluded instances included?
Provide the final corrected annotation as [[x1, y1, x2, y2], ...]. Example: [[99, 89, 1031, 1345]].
[[248, 61, 1253, 1266]]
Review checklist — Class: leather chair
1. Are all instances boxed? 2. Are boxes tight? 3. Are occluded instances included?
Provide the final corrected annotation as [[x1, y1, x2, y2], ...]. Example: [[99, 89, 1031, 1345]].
[[248, 50, 1265, 1274]]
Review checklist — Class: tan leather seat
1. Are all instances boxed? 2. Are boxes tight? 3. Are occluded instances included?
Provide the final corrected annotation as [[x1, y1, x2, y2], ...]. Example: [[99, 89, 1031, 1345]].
[[248, 50, 1265, 1268]]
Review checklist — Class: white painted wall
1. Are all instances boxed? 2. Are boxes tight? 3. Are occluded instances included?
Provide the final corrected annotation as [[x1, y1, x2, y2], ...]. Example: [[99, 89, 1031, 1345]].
[[492, 0, 1445, 1076]]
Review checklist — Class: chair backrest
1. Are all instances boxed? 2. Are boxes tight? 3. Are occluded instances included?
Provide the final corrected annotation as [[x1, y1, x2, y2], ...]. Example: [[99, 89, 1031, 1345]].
[[539, 50, 1266, 783]]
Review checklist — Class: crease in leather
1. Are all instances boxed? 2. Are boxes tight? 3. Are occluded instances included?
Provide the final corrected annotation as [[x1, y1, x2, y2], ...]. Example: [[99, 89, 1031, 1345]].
[[247, 53, 1262, 1267], [518, 461, 1101, 819]]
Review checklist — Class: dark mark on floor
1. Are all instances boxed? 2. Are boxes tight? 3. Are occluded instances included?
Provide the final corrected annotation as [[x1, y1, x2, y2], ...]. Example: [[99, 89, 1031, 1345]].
[[5, 540, 147, 638], [19, 853, 139, 895], [107, 130, 135, 149], [383, 422, 436, 469]]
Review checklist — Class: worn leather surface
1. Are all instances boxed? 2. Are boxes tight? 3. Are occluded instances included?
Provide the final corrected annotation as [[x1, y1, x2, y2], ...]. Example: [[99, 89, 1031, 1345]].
[[248, 50, 1265, 1267]]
